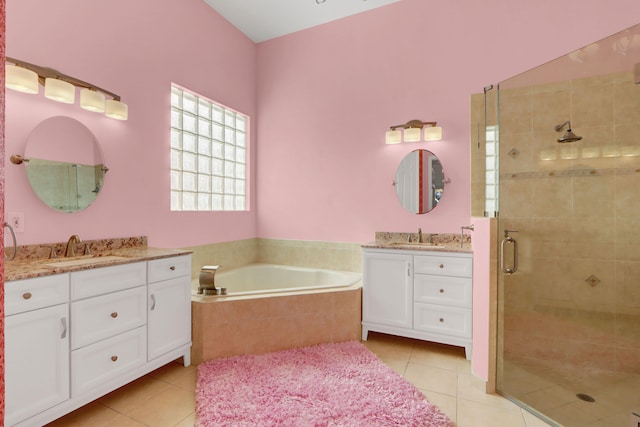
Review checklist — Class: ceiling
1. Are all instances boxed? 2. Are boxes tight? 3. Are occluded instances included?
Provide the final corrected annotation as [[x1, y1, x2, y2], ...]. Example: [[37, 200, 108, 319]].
[[203, 0, 403, 43]]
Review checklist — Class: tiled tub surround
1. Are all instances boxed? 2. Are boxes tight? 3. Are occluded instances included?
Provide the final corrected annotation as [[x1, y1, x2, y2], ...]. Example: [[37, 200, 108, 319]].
[[187, 238, 363, 365], [191, 287, 362, 364], [185, 238, 363, 280]]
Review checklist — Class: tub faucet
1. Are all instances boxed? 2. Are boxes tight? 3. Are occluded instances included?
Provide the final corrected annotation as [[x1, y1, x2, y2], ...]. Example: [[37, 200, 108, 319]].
[[198, 265, 220, 295], [65, 234, 82, 257]]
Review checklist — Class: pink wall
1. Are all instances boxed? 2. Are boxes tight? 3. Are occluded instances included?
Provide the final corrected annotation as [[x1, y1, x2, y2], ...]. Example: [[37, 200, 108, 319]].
[[255, 0, 640, 243], [5, 0, 257, 248]]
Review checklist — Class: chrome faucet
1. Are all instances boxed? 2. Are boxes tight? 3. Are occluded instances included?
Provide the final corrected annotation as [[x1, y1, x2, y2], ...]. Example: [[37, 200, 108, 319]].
[[460, 225, 475, 247], [65, 234, 82, 257]]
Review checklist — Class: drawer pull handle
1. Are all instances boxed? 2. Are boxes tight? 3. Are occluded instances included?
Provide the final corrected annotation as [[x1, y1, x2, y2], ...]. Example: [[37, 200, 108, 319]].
[[439, 318, 445, 323], [111, 356, 118, 362], [22, 292, 32, 300], [150, 294, 156, 311], [111, 312, 118, 318], [439, 289, 445, 293], [170, 266, 176, 271], [439, 264, 444, 269]]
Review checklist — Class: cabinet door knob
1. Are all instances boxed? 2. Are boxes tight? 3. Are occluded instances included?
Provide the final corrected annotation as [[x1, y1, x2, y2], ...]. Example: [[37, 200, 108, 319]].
[[439, 318, 445, 323], [439, 264, 444, 269], [111, 356, 118, 362], [439, 289, 445, 293], [22, 292, 32, 300], [170, 266, 176, 271], [111, 312, 118, 318]]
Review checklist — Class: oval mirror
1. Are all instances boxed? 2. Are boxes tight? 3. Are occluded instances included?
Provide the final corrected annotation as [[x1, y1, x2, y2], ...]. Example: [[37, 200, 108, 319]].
[[395, 149, 445, 214], [23, 116, 107, 213]]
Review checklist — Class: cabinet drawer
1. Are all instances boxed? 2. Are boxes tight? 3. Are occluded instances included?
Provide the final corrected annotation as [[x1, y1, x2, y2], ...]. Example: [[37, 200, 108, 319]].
[[414, 254, 472, 277], [414, 275, 472, 308], [5, 274, 69, 316], [414, 303, 471, 338], [71, 262, 147, 300], [72, 326, 146, 396], [71, 286, 147, 349], [148, 255, 191, 283]]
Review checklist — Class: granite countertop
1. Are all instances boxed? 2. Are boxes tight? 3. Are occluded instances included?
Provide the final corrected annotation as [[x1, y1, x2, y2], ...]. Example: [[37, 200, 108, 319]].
[[362, 231, 473, 254], [361, 241, 473, 254], [4, 236, 192, 282]]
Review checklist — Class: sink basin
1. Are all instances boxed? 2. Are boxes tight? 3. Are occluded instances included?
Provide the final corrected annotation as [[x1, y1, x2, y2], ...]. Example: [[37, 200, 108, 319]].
[[389, 242, 444, 248], [44, 255, 128, 268]]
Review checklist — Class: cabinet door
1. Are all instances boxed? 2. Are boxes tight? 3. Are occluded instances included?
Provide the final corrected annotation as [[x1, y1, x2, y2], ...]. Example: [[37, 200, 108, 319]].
[[363, 251, 413, 329], [148, 276, 191, 360], [5, 304, 70, 426]]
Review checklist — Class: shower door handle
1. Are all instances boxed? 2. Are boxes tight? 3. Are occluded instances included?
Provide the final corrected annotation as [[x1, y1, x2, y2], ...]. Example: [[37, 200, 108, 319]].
[[500, 230, 518, 275]]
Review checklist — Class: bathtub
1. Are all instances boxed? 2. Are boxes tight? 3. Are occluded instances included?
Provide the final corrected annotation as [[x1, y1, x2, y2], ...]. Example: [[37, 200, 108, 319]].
[[192, 263, 362, 297], [190, 263, 363, 364]]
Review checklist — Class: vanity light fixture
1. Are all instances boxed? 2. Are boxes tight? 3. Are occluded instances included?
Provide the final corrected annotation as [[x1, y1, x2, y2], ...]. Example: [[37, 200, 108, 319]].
[[385, 119, 442, 144], [5, 57, 128, 120]]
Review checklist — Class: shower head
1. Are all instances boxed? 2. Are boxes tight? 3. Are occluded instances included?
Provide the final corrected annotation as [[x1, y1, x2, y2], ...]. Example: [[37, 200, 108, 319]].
[[554, 120, 583, 143]]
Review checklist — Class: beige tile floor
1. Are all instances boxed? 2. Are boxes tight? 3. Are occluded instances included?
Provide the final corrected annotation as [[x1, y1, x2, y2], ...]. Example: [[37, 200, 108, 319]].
[[47, 332, 554, 427]]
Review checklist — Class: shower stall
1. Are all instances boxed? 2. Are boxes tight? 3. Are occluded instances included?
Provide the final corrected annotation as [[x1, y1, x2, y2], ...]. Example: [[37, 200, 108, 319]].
[[472, 23, 640, 426]]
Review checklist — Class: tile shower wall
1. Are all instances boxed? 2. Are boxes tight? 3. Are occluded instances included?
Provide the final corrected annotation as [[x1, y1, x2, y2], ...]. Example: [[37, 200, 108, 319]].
[[472, 71, 640, 375], [185, 238, 363, 279]]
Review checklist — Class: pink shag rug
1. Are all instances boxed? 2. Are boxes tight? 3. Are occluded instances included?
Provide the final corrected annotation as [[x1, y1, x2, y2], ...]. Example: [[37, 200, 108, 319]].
[[195, 341, 453, 427]]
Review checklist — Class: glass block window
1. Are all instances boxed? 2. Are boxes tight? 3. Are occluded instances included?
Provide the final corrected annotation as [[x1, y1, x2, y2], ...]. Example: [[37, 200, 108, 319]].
[[170, 85, 248, 211], [484, 125, 499, 217]]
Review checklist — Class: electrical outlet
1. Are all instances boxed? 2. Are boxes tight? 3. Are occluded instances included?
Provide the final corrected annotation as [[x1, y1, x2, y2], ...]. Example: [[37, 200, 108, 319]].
[[7, 212, 24, 233]]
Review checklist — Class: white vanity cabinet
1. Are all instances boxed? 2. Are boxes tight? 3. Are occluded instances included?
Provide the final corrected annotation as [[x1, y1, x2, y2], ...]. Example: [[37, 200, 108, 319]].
[[362, 251, 413, 330], [5, 253, 193, 427], [147, 255, 192, 362], [362, 248, 473, 359], [5, 274, 70, 427]]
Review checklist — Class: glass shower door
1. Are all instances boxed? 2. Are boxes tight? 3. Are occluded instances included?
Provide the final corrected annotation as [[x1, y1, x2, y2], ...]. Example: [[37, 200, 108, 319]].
[[493, 23, 640, 427]]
